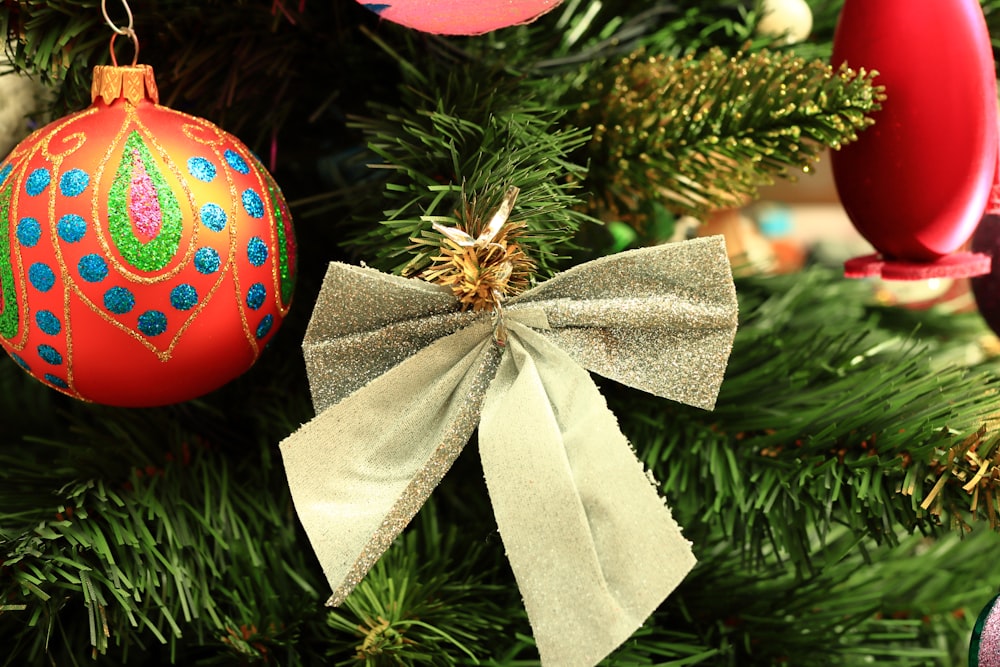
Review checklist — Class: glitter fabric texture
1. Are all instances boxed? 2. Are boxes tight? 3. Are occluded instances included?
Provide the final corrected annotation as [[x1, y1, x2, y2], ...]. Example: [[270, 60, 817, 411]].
[[300, 262, 476, 414], [282, 235, 738, 666], [509, 234, 738, 409]]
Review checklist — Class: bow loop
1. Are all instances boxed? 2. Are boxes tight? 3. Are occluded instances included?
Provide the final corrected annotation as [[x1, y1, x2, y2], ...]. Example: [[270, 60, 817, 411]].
[[511, 235, 738, 407], [302, 262, 477, 412]]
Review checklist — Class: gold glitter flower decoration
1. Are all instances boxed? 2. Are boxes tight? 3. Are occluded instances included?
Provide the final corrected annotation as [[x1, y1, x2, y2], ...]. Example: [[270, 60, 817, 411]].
[[421, 187, 536, 312]]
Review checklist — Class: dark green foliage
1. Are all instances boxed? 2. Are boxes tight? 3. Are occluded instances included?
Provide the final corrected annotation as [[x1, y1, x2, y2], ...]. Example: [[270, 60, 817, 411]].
[[0, 352, 320, 665], [617, 267, 1000, 561], [4, 265, 999, 666], [342, 42, 594, 276], [2, 1, 393, 150], [325, 510, 514, 666]]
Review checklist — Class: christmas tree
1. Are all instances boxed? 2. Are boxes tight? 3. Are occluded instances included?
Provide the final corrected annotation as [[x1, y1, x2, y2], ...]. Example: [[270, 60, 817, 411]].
[[4, 1, 1000, 664]]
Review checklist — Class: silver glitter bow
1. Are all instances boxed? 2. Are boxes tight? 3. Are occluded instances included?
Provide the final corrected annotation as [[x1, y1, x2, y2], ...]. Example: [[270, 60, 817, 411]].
[[280, 235, 738, 666]]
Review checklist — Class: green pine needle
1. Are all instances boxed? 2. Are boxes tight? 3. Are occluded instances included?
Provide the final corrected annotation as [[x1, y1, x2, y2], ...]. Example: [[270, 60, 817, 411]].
[[613, 267, 1000, 573], [340, 29, 594, 277], [326, 509, 513, 666]]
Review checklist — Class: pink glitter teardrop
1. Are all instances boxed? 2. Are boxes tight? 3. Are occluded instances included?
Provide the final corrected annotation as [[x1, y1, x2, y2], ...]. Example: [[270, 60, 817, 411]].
[[128, 147, 162, 241]]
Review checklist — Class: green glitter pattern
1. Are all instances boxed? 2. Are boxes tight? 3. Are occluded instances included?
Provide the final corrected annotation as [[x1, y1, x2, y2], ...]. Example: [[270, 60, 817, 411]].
[[108, 131, 183, 272], [266, 179, 296, 305], [0, 183, 20, 339]]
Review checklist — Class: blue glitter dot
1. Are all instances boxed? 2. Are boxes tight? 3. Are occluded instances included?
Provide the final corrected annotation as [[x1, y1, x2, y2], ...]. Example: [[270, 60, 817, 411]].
[[187, 157, 217, 182], [242, 189, 264, 219], [194, 247, 220, 274], [11, 353, 30, 371], [78, 254, 108, 283], [35, 310, 62, 335], [28, 263, 55, 292], [247, 237, 268, 266], [59, 169, 90, 197], [57, 214, 87, 243], [25, 168, 50, 196], [200, 203, 227, 232], [44, 374, 68, 388], [224, 149, 250, 174], [170, 284, 198, 311], [138, 310, 168, 337], [37, 344, 62, 365], [104, 287, 135, 314], [0, 163, 12, 186], [246, 282, 266, 310], [16, 218, 41, 247], [255, 314, 274, 340]]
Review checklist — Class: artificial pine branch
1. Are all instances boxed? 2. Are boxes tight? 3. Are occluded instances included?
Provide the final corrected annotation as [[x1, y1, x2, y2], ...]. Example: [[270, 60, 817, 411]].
[[0, 408, 321, 665], [1, 0, 105, 103], [343, 34, 593, 277], [579, 46, 884, 226], [613, 266, 1000, 571], [667, 527, 1000, 665], [0, 311, 326, 666], [2, 1, 381, 149], [326, 508, 513, 666]]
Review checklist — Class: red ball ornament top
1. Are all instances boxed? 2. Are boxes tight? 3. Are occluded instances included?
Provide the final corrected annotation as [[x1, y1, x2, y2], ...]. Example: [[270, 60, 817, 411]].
[[0, 60, 297, 406]]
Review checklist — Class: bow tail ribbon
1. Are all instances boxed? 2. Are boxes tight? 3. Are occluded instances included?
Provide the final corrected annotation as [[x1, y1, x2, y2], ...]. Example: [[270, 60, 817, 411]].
[[481, 322, 696, 666], [281, 319, 499, 604]]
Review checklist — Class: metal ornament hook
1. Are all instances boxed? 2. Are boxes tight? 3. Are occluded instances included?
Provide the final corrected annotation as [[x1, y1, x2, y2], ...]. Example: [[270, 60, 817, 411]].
[[109, 31, 140, 67], [103, 0, 139, 66], [102, 0, 134, 35]]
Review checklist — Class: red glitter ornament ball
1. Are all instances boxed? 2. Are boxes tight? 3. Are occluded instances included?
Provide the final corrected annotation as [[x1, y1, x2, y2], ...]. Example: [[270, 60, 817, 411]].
[[0, 65, 296, 406]]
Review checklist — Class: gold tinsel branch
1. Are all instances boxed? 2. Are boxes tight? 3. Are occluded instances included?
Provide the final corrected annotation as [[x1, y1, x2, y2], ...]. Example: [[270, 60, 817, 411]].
[[915, 425, 1000, 530], [579, 45, 885, 228], [415, 187, 537, 313]]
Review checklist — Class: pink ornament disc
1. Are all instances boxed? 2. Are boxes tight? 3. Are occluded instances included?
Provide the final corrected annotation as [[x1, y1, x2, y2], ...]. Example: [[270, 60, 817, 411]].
[[358, 0, 563, 35]]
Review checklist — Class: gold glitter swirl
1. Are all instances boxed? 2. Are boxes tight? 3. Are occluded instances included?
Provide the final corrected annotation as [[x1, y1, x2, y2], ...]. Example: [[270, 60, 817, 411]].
[[181, 121, 226, 147]]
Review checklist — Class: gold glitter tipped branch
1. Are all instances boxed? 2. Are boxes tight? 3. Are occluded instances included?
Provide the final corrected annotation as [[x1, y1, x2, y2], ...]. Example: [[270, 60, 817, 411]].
[[916, 425, 1000, 529], [421, 187, 537, 313]]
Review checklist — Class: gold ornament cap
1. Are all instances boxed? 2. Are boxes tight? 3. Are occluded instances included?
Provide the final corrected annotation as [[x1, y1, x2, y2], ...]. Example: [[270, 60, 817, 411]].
[[91, 64, 159, 106]]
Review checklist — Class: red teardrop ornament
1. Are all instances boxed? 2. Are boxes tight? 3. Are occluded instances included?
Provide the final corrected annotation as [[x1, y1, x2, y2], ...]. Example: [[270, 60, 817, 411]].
[[831, 0, 998, 279]]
